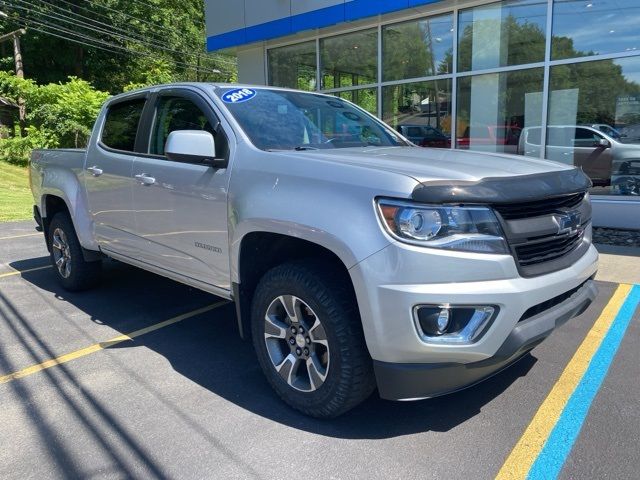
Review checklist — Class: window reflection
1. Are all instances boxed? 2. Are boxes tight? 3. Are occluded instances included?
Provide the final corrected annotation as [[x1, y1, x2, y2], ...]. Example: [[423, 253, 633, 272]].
[[268, 41, 317, 91], [458, 0, 547, 72], [336, 88, 378, 115], [456, 68, 544, 154], [546, 57, 640, 195], [382, 14, 453, 82], [382, 80, 452, 148], [321, 29, 378, 89], [552, 0, 640, 60]]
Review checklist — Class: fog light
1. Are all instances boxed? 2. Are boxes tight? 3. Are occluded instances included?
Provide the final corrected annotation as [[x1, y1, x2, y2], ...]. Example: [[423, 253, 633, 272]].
[[416, 307, 451, 336], [436, 308, 450, 333], [413, 305, 497, 344]]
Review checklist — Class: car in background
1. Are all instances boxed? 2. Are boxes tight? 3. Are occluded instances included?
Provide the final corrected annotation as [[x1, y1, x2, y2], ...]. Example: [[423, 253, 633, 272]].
[[518, 125, 640, 193], [397, 124, 451, 148], [456, 125, 522, 153]]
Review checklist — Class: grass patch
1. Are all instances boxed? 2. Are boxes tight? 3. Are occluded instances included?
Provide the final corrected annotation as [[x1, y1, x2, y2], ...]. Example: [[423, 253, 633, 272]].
[[0, 161, 32, 222]]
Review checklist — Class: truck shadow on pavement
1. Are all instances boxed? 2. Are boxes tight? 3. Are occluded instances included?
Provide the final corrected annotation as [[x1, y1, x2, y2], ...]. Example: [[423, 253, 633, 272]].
[[11, 257, 537, 440]]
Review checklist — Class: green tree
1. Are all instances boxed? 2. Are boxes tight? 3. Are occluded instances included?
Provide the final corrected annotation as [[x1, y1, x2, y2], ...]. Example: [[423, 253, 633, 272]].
[[0, 0, 236, 93], [0, 72, 109, 164]]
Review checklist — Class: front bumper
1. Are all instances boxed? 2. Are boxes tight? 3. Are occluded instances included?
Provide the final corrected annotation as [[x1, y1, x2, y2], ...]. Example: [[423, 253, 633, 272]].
[[348, 236, 599, 400], [374, 278, 597, 400]]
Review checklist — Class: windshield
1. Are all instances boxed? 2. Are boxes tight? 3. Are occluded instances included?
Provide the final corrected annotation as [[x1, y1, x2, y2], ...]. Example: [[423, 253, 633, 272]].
[[215, 87, 409, 151]]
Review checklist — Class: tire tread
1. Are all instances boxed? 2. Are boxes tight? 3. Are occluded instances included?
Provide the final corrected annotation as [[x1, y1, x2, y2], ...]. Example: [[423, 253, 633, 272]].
[[48, 212, 101, 291], [251, 259, 375, 418]]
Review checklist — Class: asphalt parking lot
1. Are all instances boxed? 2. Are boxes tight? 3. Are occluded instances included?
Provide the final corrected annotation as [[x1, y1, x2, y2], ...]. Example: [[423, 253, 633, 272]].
[[1, 220, 639, 480]]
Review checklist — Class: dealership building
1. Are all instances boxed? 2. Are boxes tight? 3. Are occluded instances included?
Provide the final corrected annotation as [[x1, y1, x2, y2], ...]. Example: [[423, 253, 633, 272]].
[[205, 0, 640, 229]]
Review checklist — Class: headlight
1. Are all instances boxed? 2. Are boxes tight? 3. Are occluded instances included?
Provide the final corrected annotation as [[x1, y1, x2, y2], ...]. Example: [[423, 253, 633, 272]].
[[376, 199, 509, 254]]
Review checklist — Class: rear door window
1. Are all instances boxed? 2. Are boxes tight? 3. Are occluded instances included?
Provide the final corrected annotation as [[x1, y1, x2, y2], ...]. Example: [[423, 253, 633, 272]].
[[101, 99, 146, 152]]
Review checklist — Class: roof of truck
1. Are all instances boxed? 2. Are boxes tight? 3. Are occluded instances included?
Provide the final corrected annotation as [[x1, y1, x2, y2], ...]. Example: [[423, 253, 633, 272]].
[[115, 82, 308, 97]]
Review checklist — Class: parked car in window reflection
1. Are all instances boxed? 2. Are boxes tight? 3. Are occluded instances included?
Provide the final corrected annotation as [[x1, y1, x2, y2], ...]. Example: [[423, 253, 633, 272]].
[[456, 125, 522, 154], [519, 125, 640, 195], [396, 124, 451, 148]]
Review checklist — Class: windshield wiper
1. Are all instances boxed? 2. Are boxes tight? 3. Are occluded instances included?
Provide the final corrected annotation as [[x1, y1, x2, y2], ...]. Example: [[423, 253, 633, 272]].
[[293, 145, 319, 151]]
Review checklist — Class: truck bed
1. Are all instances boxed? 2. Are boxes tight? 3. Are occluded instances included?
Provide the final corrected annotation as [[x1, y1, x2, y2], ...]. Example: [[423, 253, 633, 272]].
[[30, 148, 88, 213]]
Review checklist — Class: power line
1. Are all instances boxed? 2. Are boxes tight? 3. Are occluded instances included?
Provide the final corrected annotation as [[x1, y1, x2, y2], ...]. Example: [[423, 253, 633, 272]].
[[4, 10, 225, 75], [79, 0, 198, 40], [3, 0, 236, 67], [37, 0, 174, 46]]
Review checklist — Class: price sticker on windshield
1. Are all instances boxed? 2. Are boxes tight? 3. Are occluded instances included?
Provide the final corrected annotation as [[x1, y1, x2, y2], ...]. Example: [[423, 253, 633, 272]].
[[222, 88, 257, 103]]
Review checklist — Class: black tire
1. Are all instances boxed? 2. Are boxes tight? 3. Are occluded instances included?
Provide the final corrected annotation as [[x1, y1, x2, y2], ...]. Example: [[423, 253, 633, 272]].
[[48, 212, 101, 291], [251, 260, 375, 418]]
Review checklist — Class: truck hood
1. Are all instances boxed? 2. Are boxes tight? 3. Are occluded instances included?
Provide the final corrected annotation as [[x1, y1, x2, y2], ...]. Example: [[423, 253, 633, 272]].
[[285, 146, 572, 183]]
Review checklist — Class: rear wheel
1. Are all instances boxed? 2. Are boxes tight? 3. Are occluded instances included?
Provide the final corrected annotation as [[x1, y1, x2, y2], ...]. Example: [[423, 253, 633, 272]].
[[251, 261, 375, 418], [48, 212, 101, 291]]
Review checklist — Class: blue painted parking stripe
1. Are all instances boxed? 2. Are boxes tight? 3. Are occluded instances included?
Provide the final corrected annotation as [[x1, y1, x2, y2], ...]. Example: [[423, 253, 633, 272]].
[[528, 284, 640, 479]]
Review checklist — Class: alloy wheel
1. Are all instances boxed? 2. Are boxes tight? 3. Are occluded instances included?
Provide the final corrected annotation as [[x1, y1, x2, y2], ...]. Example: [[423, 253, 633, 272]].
[[263, 295, 330, 392], [51, 228, 72, 278]]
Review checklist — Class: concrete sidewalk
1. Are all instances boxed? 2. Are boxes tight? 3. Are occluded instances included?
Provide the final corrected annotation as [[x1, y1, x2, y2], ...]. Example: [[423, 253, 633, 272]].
[[594, 243, 640, 285]]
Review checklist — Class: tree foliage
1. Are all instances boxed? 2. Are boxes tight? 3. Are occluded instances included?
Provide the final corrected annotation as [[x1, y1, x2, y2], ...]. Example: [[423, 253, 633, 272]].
[[0, 1, 237, 164], [0, 72, 109, 164], [0, 0, 236, 93]]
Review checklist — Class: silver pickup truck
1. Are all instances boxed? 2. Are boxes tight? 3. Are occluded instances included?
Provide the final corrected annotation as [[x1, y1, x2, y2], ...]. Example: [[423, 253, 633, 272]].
[[30, 83, 599, 418]]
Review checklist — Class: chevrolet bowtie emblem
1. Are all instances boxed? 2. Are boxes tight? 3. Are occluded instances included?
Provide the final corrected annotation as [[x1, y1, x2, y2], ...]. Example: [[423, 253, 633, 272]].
[[555, 211, 582, 235]]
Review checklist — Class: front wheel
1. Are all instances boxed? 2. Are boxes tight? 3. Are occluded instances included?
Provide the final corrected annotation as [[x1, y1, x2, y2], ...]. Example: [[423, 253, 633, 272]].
[[251, 261, 375, 418], [48, 212, 101, 291]]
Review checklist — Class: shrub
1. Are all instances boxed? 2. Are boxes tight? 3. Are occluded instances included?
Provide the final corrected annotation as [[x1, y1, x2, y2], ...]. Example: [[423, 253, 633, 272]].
[[0, 72, 110, 164], [0, 126, 58, 166]]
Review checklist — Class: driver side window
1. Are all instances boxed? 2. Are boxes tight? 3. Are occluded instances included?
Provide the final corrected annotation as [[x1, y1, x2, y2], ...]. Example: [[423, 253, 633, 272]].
[[150, 96, 217, 156], [573, 128, 601, 148]]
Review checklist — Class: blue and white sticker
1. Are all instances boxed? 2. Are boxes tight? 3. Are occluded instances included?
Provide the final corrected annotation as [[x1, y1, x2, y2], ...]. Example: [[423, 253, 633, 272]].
[[222, 88, 257, 104]]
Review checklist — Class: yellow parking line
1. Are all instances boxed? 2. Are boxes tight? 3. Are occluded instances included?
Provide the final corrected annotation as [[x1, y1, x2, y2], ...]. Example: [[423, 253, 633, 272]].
[[495, 283, 632, 480], [0, 232, 41, 241], [0, 301, 227, 384], [0, 265, 52, 279]]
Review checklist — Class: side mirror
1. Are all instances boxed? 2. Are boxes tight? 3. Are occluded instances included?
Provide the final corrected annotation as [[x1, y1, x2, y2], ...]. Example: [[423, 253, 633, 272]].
[[596, 138, 611, 148], [165, 130, 227, 168]]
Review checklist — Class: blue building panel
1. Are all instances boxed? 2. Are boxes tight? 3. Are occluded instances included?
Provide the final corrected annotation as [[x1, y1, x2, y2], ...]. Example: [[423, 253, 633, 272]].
[[290, 3, 346, 33], [205, 0, 444, 51]]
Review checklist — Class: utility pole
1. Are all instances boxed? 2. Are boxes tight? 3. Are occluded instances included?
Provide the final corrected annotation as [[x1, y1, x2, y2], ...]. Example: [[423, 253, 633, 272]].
[[0, 28, 26, 133], [11, 29, 24, 78]]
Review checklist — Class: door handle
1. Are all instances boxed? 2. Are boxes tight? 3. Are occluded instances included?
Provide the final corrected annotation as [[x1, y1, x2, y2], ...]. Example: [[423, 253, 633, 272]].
[[86, 166, 103, 176], [135, 173, 156, 186]]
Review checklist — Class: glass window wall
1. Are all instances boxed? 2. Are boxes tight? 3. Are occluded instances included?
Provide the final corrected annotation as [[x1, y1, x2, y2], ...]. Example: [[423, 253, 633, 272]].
[[382, 14, 454, 81], [457, 0, 547, 72], [268, 41, 317, 91], [546, 56, 640, 195], [321, 29, 377, 89], [266, 0, 640, 199], [552, 0, 640, 60], [456, 68, 544, 154], [382, 80, 452, 148]]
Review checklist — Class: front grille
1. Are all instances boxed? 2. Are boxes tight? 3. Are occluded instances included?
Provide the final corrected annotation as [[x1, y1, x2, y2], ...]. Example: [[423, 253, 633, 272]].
[[519, 279, 589, 322], [514, 230, 584, 266], [492, 192, 585, 220]]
